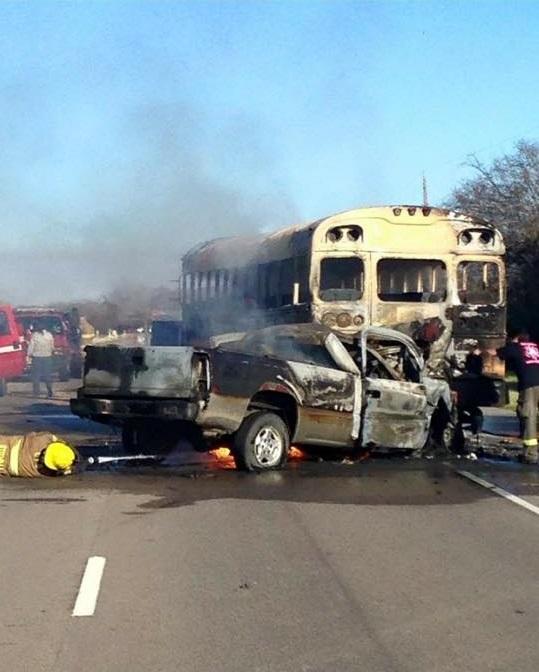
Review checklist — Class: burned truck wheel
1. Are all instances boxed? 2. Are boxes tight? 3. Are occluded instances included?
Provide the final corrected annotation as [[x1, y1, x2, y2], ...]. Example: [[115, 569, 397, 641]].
[[233, 412, 289, 472], [424, 406, 465, 456]]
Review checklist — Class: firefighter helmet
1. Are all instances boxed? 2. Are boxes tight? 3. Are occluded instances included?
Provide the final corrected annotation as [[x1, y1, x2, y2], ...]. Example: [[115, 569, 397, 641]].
[[43, 442, 76, 472]]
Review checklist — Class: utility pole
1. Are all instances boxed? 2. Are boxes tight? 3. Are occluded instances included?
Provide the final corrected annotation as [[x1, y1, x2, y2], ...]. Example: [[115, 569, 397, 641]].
[[422, 173, 429, 206]]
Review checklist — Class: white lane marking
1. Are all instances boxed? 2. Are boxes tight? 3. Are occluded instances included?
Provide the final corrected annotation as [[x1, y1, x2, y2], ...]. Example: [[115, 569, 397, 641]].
[[457, 470, 539, 516], [72, 556, 107, 617]]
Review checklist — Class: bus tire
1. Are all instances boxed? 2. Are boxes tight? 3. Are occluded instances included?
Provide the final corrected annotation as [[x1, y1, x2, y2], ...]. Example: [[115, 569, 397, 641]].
[[233, 412, 289, 472]]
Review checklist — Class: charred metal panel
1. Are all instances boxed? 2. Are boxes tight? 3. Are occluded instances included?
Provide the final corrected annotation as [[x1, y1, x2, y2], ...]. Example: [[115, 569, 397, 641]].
[[200, 349, 297, 435], [287, 361, 355, 444], [451, 305, 506, 339], [198, 394, 251, 435], [82, 346, 199, 398], [295, 407, 355, 447], [361, 378, 430, 450], [288, 362, 355, 411]]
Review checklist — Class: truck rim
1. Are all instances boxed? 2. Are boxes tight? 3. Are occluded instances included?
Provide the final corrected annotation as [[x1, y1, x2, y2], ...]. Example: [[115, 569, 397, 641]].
[[253, 426, 283, 466]]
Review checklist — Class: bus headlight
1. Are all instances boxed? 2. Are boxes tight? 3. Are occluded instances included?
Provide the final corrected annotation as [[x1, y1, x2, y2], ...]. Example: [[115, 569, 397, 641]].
[[336, 312, 352, 328], [322, 312, 337, 327], [353, 314, 363, 326]]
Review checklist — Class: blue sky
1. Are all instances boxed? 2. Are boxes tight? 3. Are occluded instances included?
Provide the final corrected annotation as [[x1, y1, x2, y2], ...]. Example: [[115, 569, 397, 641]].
[[1, 0, 538, 301]]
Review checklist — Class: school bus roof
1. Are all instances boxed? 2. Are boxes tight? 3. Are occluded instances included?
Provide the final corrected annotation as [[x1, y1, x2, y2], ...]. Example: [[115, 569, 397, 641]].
[[182, 205, 503, 270], [182, 235, 263, 272]]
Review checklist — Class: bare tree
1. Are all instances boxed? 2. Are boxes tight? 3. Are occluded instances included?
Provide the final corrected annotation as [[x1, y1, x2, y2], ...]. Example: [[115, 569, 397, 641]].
[[449, 140, 539, 242], [448, 140, 539, 336]]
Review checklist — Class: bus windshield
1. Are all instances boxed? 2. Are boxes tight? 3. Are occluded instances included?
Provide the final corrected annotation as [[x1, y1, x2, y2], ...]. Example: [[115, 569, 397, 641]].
[[377, 259, 447, 303], [457, 261, 500, 304], [319, 257, 364, 301]]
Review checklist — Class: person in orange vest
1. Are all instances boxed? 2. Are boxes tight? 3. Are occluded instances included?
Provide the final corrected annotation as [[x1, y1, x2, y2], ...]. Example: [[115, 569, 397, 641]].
[[0, 432, 79, 477]]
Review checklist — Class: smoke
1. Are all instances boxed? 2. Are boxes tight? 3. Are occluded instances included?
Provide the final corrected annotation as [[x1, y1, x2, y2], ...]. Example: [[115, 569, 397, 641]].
[[0, 101, 298, 305]]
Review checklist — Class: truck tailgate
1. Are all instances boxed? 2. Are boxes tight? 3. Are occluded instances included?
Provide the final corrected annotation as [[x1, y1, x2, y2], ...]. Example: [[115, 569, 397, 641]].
[[82, 345, 200, 398]]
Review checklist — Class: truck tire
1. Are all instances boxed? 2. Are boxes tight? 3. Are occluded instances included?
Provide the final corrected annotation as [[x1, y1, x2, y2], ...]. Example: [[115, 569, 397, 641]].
[[233, 411, 289, 472], [423, 407, 465, 456]]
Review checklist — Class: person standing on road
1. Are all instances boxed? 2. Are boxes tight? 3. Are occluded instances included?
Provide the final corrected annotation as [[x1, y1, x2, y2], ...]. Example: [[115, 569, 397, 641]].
[[28, 322, 54, 397], [497, 329, 539, 464], [0, 431, 79, 477]]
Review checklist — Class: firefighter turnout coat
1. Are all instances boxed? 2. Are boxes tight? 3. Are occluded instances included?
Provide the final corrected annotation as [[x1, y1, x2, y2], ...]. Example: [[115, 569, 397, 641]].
[[0, 432, 76, 477]]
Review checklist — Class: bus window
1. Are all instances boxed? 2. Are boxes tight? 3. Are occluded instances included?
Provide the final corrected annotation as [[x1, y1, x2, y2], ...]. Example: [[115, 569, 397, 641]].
[[458, 261, 500, 304], [319, 257, 364, 301], [199, 272, 208, 301], [280, 258, 294, 306], [377, 259, 447, 303], [295, 256, 309, 303], [267, 261, 280, 308], [183, 273, 193, 303]]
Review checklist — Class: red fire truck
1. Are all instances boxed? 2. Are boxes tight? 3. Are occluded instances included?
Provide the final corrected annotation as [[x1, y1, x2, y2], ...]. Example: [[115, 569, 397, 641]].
[[0, 304, 26, 395]]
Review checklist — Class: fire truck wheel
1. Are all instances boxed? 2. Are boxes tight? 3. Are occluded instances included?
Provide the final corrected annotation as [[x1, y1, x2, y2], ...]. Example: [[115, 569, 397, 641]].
[[233, 412, 289, 472], [0, 378, 6, 397]]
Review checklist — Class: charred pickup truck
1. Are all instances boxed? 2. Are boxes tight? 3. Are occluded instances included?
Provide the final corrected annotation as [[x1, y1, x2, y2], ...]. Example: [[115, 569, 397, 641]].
[[71, 324, 460, 471]]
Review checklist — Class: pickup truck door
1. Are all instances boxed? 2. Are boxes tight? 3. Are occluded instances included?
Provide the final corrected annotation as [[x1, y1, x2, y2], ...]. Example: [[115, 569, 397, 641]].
[[288, 360, 356, 446], [359, 332, 430, 450], [361, 377, 429, 449]]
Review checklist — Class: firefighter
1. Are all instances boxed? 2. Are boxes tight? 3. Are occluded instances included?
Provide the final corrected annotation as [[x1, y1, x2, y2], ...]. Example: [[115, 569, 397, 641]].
[[0, 432, 79, 478], [497, 330, 539, 464]]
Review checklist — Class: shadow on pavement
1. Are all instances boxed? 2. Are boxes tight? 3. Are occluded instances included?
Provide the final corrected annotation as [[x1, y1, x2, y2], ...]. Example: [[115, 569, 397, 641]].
[[4, 452, 536, 510]]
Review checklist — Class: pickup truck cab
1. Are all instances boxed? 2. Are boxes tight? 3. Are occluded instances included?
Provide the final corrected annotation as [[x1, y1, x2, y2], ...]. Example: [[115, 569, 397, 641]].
[[71, 324, 457, 470]]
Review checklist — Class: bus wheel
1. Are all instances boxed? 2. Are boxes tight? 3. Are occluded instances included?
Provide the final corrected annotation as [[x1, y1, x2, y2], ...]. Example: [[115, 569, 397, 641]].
[[233, 412, 289, 472]]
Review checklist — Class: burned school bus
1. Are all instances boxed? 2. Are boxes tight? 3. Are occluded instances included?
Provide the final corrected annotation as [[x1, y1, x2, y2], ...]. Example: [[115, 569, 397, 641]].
[[180, 205, 506, 405]]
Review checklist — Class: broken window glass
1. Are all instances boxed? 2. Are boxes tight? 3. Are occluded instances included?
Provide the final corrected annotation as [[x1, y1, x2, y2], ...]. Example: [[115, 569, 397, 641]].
[[457, 261, 500, 304], [366, 338, 421, 383], [319, 257, 364, 301], [377, 259, 447, 302]]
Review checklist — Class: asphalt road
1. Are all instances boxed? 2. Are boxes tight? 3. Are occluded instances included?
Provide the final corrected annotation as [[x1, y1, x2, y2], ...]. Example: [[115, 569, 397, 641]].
[[0, 382, 538, 672]]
